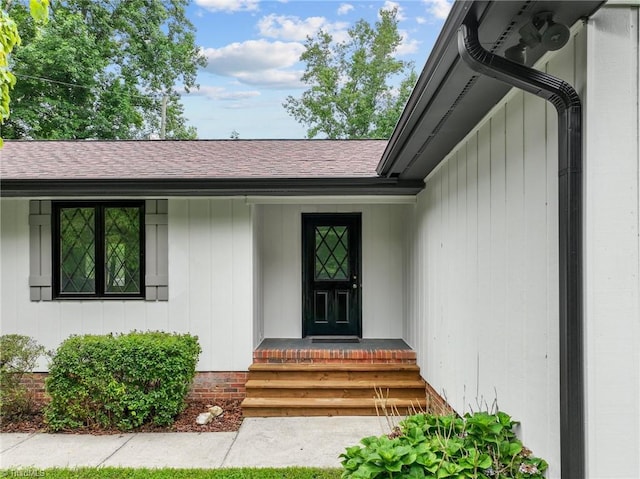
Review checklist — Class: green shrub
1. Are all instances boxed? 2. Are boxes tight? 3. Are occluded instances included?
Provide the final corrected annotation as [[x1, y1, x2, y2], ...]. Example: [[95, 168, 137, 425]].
[[340, 411, 548, 479], [44, 331, 201, 431], [0, 334, 47, 418]]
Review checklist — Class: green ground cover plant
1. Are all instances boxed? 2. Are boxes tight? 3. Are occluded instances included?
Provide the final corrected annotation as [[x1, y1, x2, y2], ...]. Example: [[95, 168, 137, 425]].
[[45, 331, 201, 431], [341, 411, 548, 479], [0, 468, 342, 479], [0, 334, 47, 419]]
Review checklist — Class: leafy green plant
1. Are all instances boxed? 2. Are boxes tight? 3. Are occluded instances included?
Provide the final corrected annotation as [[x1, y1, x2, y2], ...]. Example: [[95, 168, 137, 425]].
[[0, 334, 47, 418], [341, 411, 548, 479], [1, 0, 49, 146], [44, 331, 201, 431]]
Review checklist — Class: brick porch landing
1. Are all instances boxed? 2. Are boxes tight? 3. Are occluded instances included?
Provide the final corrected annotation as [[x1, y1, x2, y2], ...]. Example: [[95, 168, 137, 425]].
[[253, 338, 417, 363]]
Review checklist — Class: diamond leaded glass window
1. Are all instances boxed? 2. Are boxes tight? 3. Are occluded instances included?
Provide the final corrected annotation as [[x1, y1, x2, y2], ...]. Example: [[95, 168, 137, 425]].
[[59, 207, 96, 293], [55, 202, 144, 298], [315, 225, 349, 280]]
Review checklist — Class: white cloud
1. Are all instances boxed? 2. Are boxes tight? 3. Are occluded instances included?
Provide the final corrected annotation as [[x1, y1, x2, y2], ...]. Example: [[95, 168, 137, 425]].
[[201, 40, 305, 89], [185, 85, 261, 101], [235, 69, 304, 89], [202, 40, 304, 74], [258, 15, 324, 41], [195, 0, 258, 13], [423, 0, 452, 21], [416, 16, 427, 25], [381, 1, 406, 21], [337, 3, 353, 16], [395, 30, 420, 56], [257, 14, 348, 42]]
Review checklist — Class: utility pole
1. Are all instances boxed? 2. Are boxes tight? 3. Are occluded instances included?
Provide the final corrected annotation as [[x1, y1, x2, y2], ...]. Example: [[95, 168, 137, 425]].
[[160, 94, 168, 139]]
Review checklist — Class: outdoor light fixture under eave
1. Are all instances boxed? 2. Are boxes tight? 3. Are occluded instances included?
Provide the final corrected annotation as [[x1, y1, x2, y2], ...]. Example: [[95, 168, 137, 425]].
[[505, 40, 527, 64], [504, 12, 571, 64]]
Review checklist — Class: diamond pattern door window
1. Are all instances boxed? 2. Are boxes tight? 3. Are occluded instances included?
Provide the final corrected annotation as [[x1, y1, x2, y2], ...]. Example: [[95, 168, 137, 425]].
[[55, 202, 144, 298], [315, 226, 349, 280]]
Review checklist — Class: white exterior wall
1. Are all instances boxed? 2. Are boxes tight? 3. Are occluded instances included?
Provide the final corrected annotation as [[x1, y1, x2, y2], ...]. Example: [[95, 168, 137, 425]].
[[584, 5, 640, 478], [0, 198, 255, 371], [253, 204, 265, 347], [258, 202, 411, 339], [403, 28, 589, 475]]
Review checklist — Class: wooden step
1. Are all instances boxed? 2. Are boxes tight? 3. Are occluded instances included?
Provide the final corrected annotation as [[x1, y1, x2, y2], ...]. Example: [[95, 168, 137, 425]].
[[241, 397, 427, 417], [248, 363, 421, 371], [245, 379, 426, 399], [245, 379, 426, 388], [247, 363, 422, 381], [242, 358, 428, 417]]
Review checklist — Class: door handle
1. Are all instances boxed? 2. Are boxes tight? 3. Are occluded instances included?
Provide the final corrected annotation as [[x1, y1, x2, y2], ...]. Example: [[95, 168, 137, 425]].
[[352, 284, 358, 289]]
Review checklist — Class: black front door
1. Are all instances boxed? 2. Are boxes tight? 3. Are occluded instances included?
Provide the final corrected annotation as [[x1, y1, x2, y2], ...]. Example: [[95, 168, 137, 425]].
[[302, 213, 361, 337]]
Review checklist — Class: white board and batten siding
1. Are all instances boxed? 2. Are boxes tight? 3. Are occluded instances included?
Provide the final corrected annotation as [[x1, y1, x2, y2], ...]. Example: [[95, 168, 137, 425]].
[[252, 204, 265, 347], [257, 203, 411, 339], [584, 5, 640, 478], [1, 197, 411, 371], [0, 198, 255, 372], [405, 6, 640, 477], [169, 199, 254, 371], [403, 25, 590, 474]]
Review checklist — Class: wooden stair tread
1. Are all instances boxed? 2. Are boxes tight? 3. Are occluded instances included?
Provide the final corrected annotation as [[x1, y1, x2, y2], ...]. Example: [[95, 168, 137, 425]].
[[245, 379, 426, 389], [242, 407, 422, 417], [243, 357, 426, 417], [248, 362, 420, 372], [242, 397, 426, 407]]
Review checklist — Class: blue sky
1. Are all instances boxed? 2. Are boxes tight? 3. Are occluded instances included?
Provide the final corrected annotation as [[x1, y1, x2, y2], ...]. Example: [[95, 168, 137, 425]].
[[180, 0, 452, 139]]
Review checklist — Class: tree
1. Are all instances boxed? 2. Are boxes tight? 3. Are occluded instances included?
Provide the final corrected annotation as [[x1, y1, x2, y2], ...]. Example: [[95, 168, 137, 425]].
[[3, 8, 123, 139], [2, 0, 204, 139], [0, 0, 48, 146], [284, 8, 417, 139]]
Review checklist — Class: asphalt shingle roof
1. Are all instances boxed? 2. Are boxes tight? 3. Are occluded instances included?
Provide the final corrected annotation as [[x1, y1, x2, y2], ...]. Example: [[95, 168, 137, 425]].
[[0, 140, 387, 179]]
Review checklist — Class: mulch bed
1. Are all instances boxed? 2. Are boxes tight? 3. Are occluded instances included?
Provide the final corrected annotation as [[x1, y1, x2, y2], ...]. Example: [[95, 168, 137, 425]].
[[0, 399, 244, 434]]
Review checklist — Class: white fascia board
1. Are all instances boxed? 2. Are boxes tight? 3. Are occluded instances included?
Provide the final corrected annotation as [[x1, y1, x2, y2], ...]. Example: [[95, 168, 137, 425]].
[[604, 0, 640, 6]]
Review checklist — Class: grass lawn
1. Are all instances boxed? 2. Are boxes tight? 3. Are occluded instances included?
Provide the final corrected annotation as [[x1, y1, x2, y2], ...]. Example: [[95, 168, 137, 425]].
[[0, 467, 343, 478]]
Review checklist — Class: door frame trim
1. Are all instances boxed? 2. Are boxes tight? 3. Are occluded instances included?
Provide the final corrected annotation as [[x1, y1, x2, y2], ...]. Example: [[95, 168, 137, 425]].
[[301, 212, 362, 338]]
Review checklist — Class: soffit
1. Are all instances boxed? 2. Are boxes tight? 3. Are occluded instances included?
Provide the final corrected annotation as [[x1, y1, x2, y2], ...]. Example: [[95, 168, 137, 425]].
[[379, 0, 604, 181]]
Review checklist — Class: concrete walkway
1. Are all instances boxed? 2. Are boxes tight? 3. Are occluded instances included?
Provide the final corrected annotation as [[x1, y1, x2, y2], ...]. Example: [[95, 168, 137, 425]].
[[1, 416, 393, 470]]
